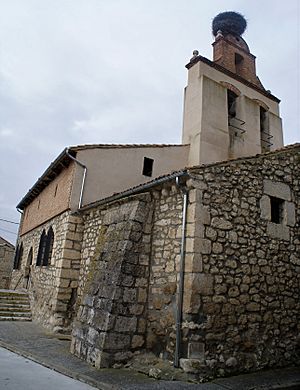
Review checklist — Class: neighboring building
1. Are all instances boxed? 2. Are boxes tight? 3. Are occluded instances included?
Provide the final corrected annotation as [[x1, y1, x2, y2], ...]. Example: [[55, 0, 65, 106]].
[[11, 12, 299, 377], [0, 236, 14, 289]]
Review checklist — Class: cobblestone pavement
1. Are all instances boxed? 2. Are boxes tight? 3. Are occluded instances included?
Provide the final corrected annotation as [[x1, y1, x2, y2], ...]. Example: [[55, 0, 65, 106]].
[[0, 322, 299, 390]]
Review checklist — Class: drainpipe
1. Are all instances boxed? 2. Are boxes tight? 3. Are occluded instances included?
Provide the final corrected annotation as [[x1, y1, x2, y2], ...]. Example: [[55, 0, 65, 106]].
[[174, 176, 189, 368], [66, 148, 87, 210]]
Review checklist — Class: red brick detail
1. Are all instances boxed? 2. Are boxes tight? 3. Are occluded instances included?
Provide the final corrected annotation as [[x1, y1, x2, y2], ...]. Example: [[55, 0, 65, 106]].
[[212, 35, 264, 89], [252, 99, 269, 111], [219, 81, 241, 96]]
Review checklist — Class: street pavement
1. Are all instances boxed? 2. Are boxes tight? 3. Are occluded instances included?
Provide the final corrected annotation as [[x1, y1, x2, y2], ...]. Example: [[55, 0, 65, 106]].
[[0, 346, 98, 390], [0, 322, 299, 389]]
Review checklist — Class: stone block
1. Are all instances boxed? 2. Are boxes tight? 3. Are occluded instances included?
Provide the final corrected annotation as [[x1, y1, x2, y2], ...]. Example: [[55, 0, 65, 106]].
[[180, 358, 205, 373], [267, 222, 290, 241], [59, 268, 79, 279], [184, 253, 203, 273], [131, 335, 145, 348], [59, 279, 71, 288], [188, 189, 202, 203], [263, 179, 291, 201], [246, 302, 260, 312], [87, 327, 99, 345], [183, 291, 201, 313], [285, 202, 296, 226], [211, 217, 233, 230], [198, 238, 212, 254], [260, 195, 271, 220], [184, 273, 214, 296], [115, 316, 137, 333], [138, 288, 147, 303], [62, 249, 81, 260], [198, 205, 211, 225], [104, 333, 130, 350], [188, 342, 205, 360], [129, 304, 144, 315]]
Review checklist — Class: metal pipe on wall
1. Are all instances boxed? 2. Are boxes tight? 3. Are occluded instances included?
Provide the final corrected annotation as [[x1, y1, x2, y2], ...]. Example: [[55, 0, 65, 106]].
[[174, 176, 189, 368], [66, 148, 87, 210]]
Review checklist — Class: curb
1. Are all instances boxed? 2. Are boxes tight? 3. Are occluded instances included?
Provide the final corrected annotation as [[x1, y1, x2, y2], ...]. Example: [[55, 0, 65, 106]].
[[0, 340, 115, 390], [0, 339, 299, 390]]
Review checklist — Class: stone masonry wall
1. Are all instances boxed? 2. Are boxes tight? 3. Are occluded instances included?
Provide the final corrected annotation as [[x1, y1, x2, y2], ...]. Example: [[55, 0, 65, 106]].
[[11, 210, 83, 332], [71, 193, 153, 368], [180, 148, 300, 375], [0, 237, 14, 289], [146, 186, 183, 358]]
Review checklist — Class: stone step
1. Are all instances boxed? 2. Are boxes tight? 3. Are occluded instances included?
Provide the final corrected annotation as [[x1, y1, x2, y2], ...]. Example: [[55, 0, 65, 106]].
[[0, 311, 31, 317], [0, 299, 30, 305], [0, 303, 30, 309], [0, 290, 32, 321], [0, 298, 30, 304], [0, 303, 30, 307], [0, 294, 29, 300], [0, 316, 32, 321], [0, 291, 28, 297], [0, 307, 31, 313]]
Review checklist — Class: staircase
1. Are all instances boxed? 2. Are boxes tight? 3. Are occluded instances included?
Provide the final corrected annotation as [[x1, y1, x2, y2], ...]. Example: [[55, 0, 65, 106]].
[[0, 290, 32, 321]]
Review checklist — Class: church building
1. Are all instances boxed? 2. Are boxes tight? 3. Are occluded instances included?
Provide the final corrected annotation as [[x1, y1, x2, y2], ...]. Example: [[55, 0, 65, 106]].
[[11, 12, 299, 376]]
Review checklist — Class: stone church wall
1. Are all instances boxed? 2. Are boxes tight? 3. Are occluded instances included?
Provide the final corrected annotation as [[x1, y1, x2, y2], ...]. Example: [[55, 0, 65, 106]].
[[146, 187, 183, 357], [71, 146, 299, 374], [180, 148, 300, 375], [11, 210, 83, 332], [71, 193, 154, 367]]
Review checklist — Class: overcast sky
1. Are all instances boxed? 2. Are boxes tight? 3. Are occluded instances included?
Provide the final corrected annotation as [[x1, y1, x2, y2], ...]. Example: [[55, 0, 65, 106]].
[[0, 0, 299, 244]]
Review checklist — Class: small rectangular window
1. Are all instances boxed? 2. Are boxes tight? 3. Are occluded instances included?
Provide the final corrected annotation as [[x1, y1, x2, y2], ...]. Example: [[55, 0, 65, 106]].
[[142, 157, 154, 177], [270, 196, 284, 224]]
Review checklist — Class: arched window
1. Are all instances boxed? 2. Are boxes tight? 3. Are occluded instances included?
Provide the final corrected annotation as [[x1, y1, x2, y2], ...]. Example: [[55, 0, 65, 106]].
[[36, 230, 47, 266], [43, 227, 54, 266], [27, 247, 33, 267], [13, 243, 23, 270], [234, 52, 244, 75]]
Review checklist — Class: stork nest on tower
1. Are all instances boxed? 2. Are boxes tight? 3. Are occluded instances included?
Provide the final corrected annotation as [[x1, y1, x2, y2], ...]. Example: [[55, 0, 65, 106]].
[[212, 11, 247, 37]]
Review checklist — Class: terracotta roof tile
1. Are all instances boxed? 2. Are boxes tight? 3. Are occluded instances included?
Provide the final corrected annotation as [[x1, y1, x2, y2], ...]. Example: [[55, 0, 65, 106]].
[[70, 143, 187, 151]]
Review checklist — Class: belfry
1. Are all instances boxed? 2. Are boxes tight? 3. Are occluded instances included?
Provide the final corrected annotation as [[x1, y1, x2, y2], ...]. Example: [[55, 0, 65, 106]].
[[182, 11, 283, 165]]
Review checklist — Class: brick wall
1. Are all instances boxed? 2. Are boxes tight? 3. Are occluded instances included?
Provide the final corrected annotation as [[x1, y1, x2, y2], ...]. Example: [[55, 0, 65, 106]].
[[20, 162, 75, 235], [213, 35, 263, 89]]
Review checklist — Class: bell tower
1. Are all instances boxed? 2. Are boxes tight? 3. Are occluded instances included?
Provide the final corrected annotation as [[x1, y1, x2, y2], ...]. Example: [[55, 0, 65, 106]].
[[182, 11, 283, 166]]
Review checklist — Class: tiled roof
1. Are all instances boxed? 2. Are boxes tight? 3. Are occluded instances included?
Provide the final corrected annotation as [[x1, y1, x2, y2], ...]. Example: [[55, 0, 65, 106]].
[[71, 144, 186, 151], [80, 143, 300, 211], [186, 143, 300, 171], [17, 144, 187, 209], [17, 142, 299, 211]]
